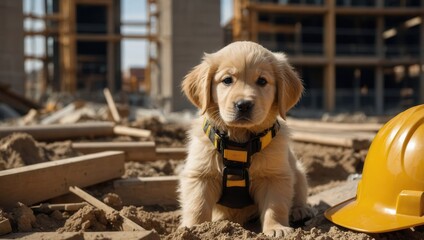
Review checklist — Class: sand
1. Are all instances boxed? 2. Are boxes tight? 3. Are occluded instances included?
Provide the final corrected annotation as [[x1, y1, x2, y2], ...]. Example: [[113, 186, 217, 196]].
[[1, 123, 424, 239]]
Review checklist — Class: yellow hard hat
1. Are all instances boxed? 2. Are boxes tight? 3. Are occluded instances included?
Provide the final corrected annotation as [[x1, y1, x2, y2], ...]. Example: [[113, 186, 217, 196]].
[[325, 104, 424, 233]]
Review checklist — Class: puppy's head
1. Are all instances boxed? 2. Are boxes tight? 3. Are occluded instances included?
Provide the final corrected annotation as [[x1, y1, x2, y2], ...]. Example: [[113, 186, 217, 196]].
[[182, 41, 303, 128]]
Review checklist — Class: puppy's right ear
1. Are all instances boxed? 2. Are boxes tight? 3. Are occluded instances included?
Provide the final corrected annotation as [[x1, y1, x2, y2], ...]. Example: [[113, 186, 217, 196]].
[[182, 54, 214, 114]]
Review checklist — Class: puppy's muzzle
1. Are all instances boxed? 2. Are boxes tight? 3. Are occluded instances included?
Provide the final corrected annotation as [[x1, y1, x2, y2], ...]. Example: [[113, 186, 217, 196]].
[[234, 100, 254, 119]]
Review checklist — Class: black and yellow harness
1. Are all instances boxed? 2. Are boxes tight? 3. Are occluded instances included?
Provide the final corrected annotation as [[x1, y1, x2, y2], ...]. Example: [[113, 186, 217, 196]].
[[203, 119, 280, 209]]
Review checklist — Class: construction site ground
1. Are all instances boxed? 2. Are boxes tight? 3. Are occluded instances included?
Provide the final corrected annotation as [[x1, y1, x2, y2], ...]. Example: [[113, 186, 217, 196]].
[[1, 98, 423, 240]]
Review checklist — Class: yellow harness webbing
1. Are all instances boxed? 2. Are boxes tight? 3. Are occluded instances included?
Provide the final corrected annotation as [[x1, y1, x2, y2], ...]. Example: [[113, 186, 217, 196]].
[[203, 119, 280, 208]]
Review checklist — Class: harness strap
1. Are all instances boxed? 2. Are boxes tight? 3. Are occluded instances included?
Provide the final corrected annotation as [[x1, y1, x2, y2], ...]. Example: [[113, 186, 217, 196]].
[[203, 119, 280, 209]]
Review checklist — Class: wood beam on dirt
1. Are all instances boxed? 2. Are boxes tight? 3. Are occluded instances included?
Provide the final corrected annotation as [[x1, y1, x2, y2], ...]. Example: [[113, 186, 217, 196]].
[[113, 176, 179, 206], [40, 101, 85, 125], [103, 88, 121, 123], [0, 122, 115, 141], [72, 142, 157, 162], [113, 125, 152, 138], [30, 202, 88, 212], [69, 186, 156, 236], [291, 131, 371, 150], [308, 180, 359, 207], [287, 118, 383, 132], [0, 151, 125, 209], [4, 231, 159, 240], [156, 147, 186, 160]]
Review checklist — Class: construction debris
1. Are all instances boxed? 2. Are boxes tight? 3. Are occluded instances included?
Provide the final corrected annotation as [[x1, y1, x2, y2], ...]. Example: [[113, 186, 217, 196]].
[[4, 99, 420, 239], [103, 88, 122, 123], [0, 122, 116, 141], [113, 176, 179, 206], [68, 186, 154, 233], [0, 151, 125, 208], [0, 85, 40, 115], [30, 203, 88, 213]]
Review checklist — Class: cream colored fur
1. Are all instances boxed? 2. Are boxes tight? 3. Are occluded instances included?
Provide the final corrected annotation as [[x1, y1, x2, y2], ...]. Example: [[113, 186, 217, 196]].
[[179, 41, 313, 237]]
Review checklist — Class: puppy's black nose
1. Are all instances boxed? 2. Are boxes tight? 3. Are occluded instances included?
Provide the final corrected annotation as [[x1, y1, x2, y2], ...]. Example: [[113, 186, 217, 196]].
[[235, 100, 254, 113]]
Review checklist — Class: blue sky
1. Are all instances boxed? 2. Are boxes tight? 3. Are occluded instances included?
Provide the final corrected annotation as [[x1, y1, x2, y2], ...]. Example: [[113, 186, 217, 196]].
[[23, 0, 233, 73]]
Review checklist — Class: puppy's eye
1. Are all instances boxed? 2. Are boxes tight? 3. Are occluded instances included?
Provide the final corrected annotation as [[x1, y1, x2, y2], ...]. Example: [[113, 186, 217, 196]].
[[222, 77, 233, 86], [256, 77, 267, 86]]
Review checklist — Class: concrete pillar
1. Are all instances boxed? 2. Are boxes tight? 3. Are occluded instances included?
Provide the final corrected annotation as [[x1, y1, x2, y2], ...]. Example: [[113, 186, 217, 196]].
[[375, 9, 384, 114], [375, 67, 384, 114], [0, 1, 25, 95], [156, 0, 222, 112], [324, 0, 335, 112]]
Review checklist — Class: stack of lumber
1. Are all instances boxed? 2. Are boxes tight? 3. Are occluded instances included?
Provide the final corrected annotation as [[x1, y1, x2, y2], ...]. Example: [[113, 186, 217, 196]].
[[287, 118, 382, 150]]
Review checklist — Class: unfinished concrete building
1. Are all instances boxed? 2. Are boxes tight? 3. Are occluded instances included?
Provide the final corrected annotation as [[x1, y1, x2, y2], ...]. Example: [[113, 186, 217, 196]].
[[232, 0, 424, 114], [152, 0, 222, 112], [25, 0, 125, 94], [0, 1, 25, 95], [23, 0, 222, 112]]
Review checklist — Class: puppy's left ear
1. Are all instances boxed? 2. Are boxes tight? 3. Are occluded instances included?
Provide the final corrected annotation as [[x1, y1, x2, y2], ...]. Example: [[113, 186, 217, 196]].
[[181, 54, 215, 114], [273, 53, 304, 119]]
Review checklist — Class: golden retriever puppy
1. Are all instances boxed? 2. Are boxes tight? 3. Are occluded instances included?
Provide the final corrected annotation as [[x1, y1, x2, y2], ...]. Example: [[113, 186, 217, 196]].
[[179, 41, 313, 237]]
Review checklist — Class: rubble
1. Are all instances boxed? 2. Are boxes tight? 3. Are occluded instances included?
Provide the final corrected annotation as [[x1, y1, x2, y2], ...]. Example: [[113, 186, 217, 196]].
[[1, 92, 422, 239]]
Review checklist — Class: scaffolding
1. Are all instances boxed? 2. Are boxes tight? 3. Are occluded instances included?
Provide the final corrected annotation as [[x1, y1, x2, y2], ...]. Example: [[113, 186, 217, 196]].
[[23, 0, 159, 97], [232, 0, 424, 114]]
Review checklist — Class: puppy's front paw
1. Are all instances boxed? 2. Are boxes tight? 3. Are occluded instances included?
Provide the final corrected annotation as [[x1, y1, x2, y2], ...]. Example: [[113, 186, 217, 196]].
[[290, 205, 315, 223], [263, 225, 294, 237]]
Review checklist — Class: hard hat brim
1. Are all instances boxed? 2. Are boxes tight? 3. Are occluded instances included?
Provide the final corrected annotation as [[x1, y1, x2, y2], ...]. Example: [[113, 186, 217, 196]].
[[325, 197, 424, 233]]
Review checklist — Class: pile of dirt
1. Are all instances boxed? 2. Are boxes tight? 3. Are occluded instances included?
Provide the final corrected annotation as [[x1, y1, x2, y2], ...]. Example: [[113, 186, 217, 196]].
[[165, 220, 257, 240], [0, 133, 80, 170], [120, 206, 180, 235], [132, 116, 187, 147], [124, 159, 183, 178], [293, 142, 366, 195], [58, 205, 121, 232]]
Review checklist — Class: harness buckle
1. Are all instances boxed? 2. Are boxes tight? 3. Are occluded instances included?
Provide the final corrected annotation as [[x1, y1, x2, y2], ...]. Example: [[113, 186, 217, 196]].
[[217, 167, 254, 208]]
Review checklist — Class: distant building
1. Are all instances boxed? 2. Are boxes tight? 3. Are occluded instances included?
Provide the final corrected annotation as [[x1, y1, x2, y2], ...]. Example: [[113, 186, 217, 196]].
[[151, 0, 222, 112], [0, 1, 25, 95], [231, 0, 424, 114]]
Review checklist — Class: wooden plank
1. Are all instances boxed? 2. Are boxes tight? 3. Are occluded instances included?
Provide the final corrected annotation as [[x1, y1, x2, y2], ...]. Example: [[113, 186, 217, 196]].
[[291, 131, 371, 150], [308, 180, 359, 207], [31, 202, 88, 212], [0, 122, 115, 141], [0, 219, 12, 236], [75, 34, 157, 41], [103, 88, 121, 123], [247, 3, 328, 14], [0, 87, 41, 114], [336, 7, 424, 16], [156, 147, 186, 160], [0, 151, 125, 209], [40, 101, 85, 125], [113, 125, 152, 138], [72, 142, 157, 162], [4, 231, 159, 240], [69, 186, 155, 235], [287, 118, 383, 132], [113, 176, 179, 206]]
